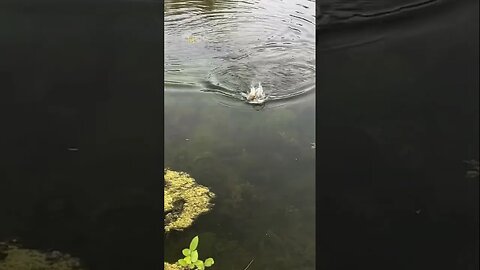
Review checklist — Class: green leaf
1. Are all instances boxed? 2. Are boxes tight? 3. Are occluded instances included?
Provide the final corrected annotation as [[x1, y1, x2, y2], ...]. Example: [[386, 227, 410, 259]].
[[195, 260, 205, 270], [189, 236, 199, 251], [190, 250, 198, 262], [204, 258, 214, 267], [188, 263, 195, 269], [178, 259, 187, 267], [182, 249, 191, 256], [185, 256, 191, 264]]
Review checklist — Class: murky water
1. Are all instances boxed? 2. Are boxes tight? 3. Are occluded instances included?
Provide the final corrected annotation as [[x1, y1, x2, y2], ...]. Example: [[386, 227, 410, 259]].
[[164, 0, 315, 269]]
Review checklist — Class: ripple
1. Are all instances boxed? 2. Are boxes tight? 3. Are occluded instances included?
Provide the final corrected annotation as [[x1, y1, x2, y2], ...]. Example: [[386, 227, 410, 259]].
[[164, 0, 315, 103], [205, 51, 315, 102]]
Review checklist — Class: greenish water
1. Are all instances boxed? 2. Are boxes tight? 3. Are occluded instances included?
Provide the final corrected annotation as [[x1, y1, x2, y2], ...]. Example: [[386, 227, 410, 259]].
[[164, 92, 315, 270]]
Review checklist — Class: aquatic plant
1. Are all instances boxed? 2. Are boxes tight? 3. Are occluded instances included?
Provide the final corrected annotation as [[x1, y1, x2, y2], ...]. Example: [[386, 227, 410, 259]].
[[164, 262, 183, 270], [176, 236, 214, 270], [164, 169, 215, 232], [0, 242, 84, 270]]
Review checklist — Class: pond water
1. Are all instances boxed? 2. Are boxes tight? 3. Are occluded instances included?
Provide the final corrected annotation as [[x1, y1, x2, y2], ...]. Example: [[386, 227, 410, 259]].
[[164, 0, 316, 269], [0, 0, 477, 269], [166, 0, 478, 269], [164, 0, 315, 103], [318, 0, 478, 269]]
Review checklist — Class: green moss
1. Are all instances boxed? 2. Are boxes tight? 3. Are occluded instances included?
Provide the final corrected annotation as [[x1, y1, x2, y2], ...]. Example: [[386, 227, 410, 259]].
[[0, 244, 83, 270], [164, 169, 215, 232]]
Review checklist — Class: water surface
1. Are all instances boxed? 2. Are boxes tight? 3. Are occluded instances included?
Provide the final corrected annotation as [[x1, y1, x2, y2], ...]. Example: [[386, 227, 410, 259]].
[[164, 0, 316, 269], [165, 0, 315, 103], [317, 0, 478, 269]]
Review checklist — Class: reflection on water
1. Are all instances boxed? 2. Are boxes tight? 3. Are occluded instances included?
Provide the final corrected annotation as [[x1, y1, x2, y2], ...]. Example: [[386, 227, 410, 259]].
[[165, 0, 315, 103]]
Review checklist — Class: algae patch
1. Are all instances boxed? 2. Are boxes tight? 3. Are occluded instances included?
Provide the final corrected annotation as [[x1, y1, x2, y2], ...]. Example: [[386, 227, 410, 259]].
[[164, 169, 215, 232], [0, 243, 84, 270], [164, 262, 183, 270]]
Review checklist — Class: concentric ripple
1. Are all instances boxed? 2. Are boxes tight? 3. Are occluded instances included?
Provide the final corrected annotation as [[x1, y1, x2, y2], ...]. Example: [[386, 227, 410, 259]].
[[164, 0, 315, 103]]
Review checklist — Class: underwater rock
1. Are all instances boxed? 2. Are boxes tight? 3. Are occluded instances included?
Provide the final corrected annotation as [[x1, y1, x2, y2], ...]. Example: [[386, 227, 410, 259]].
[[0, 242, 84, 270], [164, 169, 215, 232]]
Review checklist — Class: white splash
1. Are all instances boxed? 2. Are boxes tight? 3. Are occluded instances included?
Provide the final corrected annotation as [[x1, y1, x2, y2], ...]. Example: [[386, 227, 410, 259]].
[[241, 82, 267, 104]]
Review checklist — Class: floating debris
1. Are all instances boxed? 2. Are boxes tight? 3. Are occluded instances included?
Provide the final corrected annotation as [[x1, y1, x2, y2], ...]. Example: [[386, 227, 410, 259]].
[[186, 35, 198, 44], [242, 258, 255, 270]]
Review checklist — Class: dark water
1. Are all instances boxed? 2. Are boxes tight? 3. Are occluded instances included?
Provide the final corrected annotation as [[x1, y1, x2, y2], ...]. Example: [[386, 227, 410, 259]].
[[0, 2, 163, 269], [318, 0, 478, 269], [318, 0, 443, 27]]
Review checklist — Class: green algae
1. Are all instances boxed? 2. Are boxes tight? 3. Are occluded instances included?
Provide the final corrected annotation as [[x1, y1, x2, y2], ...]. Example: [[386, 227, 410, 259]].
[[164, 262, 184, 270], [0, 243, 84, 270], [164, 169, 215, 232]]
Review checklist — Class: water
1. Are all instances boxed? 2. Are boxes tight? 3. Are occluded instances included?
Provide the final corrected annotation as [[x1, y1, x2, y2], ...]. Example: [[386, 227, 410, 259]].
[[0, 0, 477, 269], [165, 0, 478, 269], [165, 0, 315, 269], [318, 0, 442, 27], [318, 0, 478, 269], [164, 0, 316, 269], [164, 93, 315, 269], [1, 2, 163, 269], [164, 0, 315, 104]]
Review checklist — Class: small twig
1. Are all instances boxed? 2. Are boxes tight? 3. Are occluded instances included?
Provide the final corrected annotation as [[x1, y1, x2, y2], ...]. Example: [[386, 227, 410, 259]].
[[243, 258, 255, 270]]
